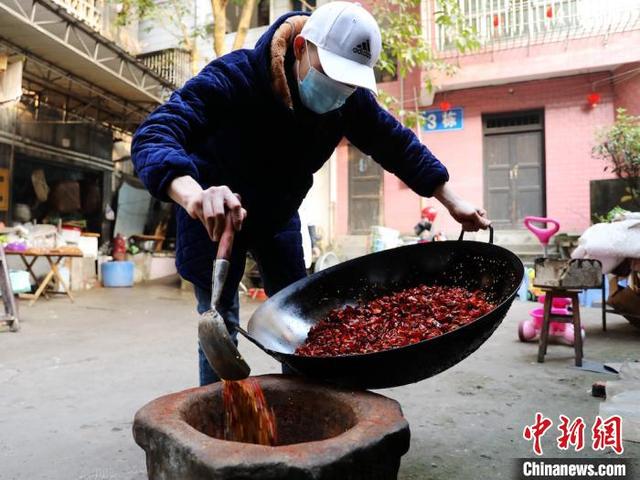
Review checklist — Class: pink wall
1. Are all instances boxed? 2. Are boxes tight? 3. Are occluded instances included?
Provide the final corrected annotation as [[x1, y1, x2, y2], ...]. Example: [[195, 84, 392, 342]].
[[336, 72, 619, 236], [613, 63, 640, 116], [426, 73, 616, 234], [382, 173, 422, 232]]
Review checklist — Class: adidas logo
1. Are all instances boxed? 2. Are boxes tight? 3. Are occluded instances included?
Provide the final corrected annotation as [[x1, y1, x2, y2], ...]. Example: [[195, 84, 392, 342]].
[[352, 39, 371, 59]]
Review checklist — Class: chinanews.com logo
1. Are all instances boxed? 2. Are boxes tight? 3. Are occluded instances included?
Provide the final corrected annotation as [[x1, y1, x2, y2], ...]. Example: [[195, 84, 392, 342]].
[[352, 39, 371, 59]]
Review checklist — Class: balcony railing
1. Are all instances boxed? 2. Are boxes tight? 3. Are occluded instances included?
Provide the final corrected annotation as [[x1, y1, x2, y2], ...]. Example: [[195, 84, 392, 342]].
[[431, 0, 640, 55], [51, 0, 103, 31], [137, 48, 192, 90]]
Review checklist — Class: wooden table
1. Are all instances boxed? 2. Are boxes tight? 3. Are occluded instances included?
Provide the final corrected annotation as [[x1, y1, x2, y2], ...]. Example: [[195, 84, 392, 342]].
[[6, 247, 83, 306]]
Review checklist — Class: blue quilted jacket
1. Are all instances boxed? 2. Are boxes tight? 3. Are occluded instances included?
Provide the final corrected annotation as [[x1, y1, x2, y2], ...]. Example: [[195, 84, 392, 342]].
[[131, 11, 449, 290]]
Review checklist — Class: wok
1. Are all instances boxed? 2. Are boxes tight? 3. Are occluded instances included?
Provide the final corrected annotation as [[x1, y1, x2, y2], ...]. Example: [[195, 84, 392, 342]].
[[237, 228, 524, 389]]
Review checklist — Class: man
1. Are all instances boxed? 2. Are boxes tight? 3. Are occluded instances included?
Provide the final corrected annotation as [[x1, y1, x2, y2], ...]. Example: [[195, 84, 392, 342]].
[[132, 2, 490, 386]]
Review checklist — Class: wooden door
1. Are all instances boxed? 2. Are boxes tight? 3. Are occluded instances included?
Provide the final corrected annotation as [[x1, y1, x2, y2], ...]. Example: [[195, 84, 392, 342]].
[[484, 111, 545, 228]]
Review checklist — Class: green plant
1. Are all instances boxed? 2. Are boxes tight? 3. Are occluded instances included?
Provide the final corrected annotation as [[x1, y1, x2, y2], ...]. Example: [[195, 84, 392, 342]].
[[116, 0, 477, 128], [593, 108, 640, 209], [373, 0, 479, 128], [112, 0, 257, 65], [595, 206, 630, 223]]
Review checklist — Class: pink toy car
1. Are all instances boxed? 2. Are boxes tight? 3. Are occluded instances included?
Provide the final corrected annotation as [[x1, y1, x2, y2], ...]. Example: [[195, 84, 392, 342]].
[[518, 296, 585, 345]]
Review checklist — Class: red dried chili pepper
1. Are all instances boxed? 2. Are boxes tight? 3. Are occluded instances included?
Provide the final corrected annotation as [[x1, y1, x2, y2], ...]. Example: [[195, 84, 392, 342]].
[[222, 379, 277, 446], [295, 285, 495, 357]]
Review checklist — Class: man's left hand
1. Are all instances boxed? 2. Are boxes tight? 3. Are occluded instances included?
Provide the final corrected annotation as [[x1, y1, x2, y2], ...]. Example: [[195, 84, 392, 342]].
[[448, 198, 490, 232], [434, 183, 491, 232]]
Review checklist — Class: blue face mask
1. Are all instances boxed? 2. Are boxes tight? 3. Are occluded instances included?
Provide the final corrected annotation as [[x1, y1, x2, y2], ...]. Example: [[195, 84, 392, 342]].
[[297, 43, 356, 114]]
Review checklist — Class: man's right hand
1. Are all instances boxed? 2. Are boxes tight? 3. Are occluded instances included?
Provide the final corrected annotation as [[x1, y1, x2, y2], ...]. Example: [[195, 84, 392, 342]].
[[168, 176, 246, 241]]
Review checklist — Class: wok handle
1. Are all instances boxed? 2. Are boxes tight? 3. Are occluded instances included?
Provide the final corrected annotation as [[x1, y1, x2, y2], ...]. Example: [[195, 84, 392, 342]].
[[234, 324, 268, 352], [458, 225, 494, 244]]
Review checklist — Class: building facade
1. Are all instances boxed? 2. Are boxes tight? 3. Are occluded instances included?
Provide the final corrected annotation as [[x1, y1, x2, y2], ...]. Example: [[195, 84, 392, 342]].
[[7, 0, 635, 260], [0, 0, 180, 235], [333, 0, 640, 243]]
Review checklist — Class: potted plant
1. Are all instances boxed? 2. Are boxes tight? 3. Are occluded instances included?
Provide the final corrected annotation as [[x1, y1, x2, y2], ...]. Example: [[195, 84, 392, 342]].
[[591, 108, 640, 222], [591, 109, 640, 327]]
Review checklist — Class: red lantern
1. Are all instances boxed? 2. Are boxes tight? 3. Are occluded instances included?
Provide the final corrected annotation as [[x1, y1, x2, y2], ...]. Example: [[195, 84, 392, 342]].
[[587, 92, 601, 108], [439, 101, 452, 112], [546, 6, 553, 18], [493, 14, 500, 28]]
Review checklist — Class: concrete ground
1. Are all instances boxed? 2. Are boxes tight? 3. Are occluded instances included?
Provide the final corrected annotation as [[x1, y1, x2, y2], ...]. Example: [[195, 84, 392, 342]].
[[1, 278, 638, 480]]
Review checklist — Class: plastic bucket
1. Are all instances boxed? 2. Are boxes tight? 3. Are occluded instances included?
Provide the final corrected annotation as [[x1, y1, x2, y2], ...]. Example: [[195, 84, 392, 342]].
[[9, 270, 31, 294], [101, 261, 134, 287]]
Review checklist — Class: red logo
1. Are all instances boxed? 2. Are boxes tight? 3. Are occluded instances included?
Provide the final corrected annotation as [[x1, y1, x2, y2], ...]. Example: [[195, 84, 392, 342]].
[[557, 415, 586, 452], [523, 412, 553, 456], [523, 414, 624, 455], [592, 415, 624, 454]]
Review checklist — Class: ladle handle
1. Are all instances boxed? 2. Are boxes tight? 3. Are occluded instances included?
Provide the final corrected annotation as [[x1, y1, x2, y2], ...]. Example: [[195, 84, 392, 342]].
[[210, 214, 235, 309], [458, 225, 494, 244], [216, 214, 235, 261]]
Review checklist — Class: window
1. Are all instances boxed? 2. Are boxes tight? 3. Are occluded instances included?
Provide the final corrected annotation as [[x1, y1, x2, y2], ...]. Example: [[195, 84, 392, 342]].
[[348, 146, 383, 234], [225, 0, 271, 34], [256, 0, 270, 26], [292, 0, 316, 13]]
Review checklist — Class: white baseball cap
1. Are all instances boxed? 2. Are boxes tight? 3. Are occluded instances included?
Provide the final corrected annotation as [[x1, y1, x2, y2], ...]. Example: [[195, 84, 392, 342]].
[[300, 2, 382, 94]]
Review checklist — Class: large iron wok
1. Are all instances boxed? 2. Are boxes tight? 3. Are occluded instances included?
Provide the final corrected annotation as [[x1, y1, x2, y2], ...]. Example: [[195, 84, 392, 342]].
[[236, 228, 524, 389]]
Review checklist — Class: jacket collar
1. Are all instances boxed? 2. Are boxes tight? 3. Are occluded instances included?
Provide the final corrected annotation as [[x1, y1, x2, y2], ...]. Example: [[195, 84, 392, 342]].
[[253, 11, 310, 110]]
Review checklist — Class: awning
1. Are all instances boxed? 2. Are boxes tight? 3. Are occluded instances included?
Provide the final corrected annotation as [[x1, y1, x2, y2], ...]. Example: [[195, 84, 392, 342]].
[[0, 0, 177, 131]]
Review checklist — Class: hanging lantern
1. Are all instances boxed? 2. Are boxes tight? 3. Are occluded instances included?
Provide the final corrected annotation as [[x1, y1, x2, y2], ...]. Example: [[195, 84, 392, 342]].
[[493, 14, 500, 28], [587, 92, 601, 108], [546, 6, 553, 18], [439, 101, 452, 112]]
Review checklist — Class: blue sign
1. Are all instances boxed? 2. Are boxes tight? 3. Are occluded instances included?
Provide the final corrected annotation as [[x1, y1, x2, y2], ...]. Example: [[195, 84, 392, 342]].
[[422, 107, 464, 132]]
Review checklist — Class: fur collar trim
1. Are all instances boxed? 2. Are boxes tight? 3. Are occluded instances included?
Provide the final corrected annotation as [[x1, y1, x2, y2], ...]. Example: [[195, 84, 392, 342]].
[[270, 15, 308, 109]]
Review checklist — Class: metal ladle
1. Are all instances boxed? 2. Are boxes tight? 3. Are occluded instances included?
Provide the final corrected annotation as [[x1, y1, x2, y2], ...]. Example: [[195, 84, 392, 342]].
[[198, 214, 251, 381]]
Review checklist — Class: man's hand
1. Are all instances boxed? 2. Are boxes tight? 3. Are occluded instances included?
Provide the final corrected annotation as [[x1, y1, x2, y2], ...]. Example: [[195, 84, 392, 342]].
[[434, 183, 491, 232], [448, 198, 490, 232], [168, 176, 246, 241]]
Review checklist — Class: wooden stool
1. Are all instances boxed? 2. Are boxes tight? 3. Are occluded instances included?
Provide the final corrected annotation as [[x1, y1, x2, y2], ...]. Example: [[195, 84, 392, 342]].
[[537, 288, 583, 367]]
